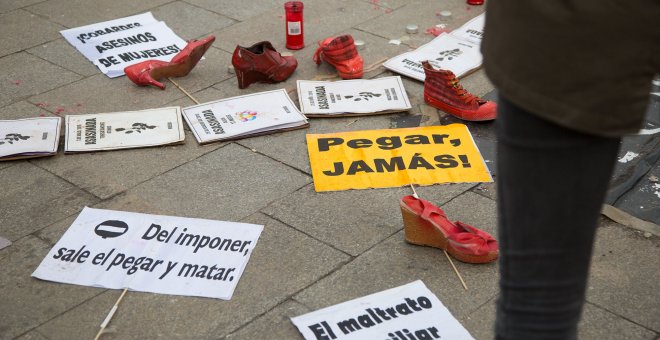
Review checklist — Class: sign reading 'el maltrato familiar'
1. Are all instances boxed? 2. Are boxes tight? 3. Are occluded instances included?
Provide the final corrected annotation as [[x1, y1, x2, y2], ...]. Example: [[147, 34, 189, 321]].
[[32, 207, 263, 300]]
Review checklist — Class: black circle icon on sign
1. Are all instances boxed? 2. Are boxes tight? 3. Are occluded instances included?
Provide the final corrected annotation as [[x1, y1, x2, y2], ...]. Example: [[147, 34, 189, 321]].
[[95, 220, 129, 239]]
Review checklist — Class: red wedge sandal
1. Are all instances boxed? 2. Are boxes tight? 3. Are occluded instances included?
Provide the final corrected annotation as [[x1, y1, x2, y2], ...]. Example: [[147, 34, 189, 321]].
[[400, 195, 498, 264]]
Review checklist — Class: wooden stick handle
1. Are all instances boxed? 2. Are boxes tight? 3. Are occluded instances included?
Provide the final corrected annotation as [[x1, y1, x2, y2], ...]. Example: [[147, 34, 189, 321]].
[[93, 288, 129, 340]]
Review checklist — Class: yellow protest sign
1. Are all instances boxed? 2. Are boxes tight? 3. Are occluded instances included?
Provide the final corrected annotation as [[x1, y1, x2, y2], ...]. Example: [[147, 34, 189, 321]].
[[306, 124, 492, 192]]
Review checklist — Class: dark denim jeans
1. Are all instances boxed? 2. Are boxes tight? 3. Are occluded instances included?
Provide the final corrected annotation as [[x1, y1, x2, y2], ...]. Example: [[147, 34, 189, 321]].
[[494, 96, 621, 339]]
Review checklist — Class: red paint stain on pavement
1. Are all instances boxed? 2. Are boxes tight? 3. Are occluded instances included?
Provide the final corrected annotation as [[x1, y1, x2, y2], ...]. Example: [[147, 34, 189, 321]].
[[425, 27, 449, 36]]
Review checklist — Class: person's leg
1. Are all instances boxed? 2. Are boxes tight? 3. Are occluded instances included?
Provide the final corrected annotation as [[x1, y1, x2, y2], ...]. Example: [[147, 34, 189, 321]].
[[495, 96, 621, 340]]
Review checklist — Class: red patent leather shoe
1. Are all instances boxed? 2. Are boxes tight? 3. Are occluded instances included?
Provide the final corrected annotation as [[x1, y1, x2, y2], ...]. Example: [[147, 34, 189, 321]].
[[124, 35, 216, 90], [422, 60, 497, 121], [400, 195, 498, 264], [313, 34, 363, 79], [231, 41, 298, 89]]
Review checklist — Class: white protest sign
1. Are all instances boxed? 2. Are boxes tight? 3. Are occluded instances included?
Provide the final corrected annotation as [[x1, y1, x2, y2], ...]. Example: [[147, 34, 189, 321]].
[[60, 12, 157, 47], [60, 13, 187, 78], [291, 280, 474, 340], [0, 117, 61, 160], [32, 207, 263, 300], [64, 107, 185, 152], [383, 13, 485, 82], [448, 13, 485, 45], [383, 33, 482, 82], [296, 76, 412, 116], [182, 89, 308, 144]]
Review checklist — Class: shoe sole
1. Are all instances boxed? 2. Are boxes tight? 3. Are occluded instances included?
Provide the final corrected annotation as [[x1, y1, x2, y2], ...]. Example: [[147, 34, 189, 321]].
[[424, 93, 495, 122]]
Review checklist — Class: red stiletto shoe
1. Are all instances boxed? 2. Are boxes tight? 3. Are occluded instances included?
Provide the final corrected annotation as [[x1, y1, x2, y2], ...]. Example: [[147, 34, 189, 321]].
[[400, 195, 498, 264], [231, 41, 298, 89], [124, 35, 216, 90]]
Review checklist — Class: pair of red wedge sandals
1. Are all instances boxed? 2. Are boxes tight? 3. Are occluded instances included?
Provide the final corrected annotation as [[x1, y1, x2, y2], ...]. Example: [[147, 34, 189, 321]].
[[400, 195, 498, 264]]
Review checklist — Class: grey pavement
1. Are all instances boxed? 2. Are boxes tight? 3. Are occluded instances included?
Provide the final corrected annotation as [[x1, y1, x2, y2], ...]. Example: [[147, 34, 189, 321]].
[[0, 1, 658, 339]]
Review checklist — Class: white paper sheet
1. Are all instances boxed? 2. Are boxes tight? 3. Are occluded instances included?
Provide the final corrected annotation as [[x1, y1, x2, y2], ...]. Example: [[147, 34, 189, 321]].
[[383, 13, 485, 82], [296, 76, 412, 116], [449, 13, 485, 45], [60, 13, 187, 78], [291, 280, 474, 339], [64, 107, 185, 152], [32, 207, 263, 300], [182, 89, 308, 144], [0, 117, 61, 160], [383, 33, 482, 82]]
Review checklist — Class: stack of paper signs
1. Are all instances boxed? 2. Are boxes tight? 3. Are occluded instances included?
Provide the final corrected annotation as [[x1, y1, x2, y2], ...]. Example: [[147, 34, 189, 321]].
[[0, 117, 61, 161], [64, 107, 185, 153], [384, 13, 485, 81], [60, 12, 187, 78], [182, 89, 309, 144], [296, 76, 412, 117]]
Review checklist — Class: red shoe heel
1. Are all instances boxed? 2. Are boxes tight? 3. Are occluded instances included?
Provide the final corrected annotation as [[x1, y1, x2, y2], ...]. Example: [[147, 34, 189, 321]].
[[124, 35, 215, 90], [401, 204, 448, 249], [235, 69, 268, 89], [400, 195, 498, 264], [124, 60, 170, 90]]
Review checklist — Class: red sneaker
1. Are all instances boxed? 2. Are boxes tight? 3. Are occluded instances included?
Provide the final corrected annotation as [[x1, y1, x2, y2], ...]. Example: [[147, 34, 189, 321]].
[[422, 60, 497, 121], [313, 34, 363, 79]]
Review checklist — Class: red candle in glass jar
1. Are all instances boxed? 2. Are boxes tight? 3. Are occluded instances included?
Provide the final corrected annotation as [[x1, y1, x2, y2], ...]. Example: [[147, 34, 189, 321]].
[[284, 1, 304, 50]]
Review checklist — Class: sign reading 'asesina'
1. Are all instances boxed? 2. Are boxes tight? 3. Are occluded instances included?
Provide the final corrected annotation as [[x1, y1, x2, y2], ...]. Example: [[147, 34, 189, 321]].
[[306, 125, 492, 192]]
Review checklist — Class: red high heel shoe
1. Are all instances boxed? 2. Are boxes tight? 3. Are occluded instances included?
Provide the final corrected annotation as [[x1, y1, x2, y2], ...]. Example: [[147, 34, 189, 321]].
[[124, 35, 216, 90], [231, 41, 298, 89], [400, 195, 498, 264]]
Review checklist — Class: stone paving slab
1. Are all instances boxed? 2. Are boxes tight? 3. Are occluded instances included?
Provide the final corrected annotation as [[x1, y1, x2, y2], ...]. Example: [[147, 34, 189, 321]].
[[15, 331, 49, 340], [0, 52, 81, 108], [0, 9, 65, 57], [587, 219, 660, 331], [0, 101, 49, 121], [91, 143, 311, 222], [34, 212, 349, 339], [462, 297, 657, 340], [225, 299, 311, 340], [0, 231, 103, 339], [294, 229, 499, 322], [0, 162, 97, 241], [357, 0, 484, 45], [209, 0, 385, 55], [0, 0, 44, 14], [151, 1, 236, 41], [31, 131, 222, 199], [183, 0, 283, 22], [262, 182, 474, 256], [25, 0, 171, 28], [28, 73, 185, 116], [26, 38, 100, 77]]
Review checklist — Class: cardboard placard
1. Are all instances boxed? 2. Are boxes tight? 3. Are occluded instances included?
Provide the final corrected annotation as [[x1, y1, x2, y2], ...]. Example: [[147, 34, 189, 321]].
[[33, 207, 263, 300], [306, 125, 492, 192]]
